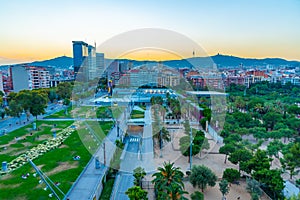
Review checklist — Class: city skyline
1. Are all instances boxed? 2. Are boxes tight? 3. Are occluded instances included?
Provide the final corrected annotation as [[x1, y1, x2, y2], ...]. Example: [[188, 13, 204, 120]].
[[0, 0, 300, 65]]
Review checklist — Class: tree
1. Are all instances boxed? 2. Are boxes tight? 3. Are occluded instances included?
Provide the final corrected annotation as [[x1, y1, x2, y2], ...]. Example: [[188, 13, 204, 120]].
[[183, 119, 191, 135], [286, 117, 300, 135], [223, 134, 242, 145], [289, 142, 300, 166], [56, 82, 72, 100], [133, 167, 146, 187], [263, 112, 282, 131], [228, 149, 252, 172], [158, 127, 171, 149], [200, 117, 208, 130], [279, 128, 295, 142], [125, 186, 148, 200], [246, 178, 262, 200], [200, 137, 210, 156], [249, 127, 267, 140], [189, 165, 217, 192], [0, 108, 5, 119], [0, 91, 3, 106], [180, 130, 205, 163], [281, 142, 300, 179], [288, 105, 300, 115], [234, 96, 246, 111], [152, 162, 187, 199], [202, 107, 212, 122], [16, 90, 32, 113], [222, 168, 240, 184], [267, 140, 284, 160], [150, 96, 163, 105], [252, 169, 284, 199], [7, 99, 23, 123], [190, 191, 204, 200], [48, 88, 58, 103], [241, 149, 271, 174], [219, 144, 235, 164], [29, 90, 48, 119], [219, 179, 229, 200]]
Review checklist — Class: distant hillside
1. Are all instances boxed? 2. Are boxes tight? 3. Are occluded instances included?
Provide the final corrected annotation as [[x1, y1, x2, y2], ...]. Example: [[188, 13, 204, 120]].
[[171, 54, 300, 69], [30, 56, 73, 68], [210, 54, 300, 68], [112, 54, 300, 69], [1, 54, 299, 70]]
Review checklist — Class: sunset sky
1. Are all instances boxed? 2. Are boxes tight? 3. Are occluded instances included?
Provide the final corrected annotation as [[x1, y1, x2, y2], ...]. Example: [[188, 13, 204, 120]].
[[0, 0, 300, 64]]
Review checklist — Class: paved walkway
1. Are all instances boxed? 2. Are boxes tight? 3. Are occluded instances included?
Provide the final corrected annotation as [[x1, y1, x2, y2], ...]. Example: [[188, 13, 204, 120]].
[[41, 118, 114, 121], [111, 106, 155, 200], [65, 107, 130, 200]]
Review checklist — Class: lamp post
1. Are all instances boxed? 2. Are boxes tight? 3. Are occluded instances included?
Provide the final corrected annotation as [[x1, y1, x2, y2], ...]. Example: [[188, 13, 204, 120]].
[[116, 120, 120, 137], [189, 128, 193, 170], [160, 129, 163, 158]]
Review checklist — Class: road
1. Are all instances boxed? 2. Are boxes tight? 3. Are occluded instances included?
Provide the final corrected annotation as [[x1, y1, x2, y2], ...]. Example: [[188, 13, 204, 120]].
[[111, 105, 155, 200], [65, 105, 131, 200], [0, 103, 64, 134]]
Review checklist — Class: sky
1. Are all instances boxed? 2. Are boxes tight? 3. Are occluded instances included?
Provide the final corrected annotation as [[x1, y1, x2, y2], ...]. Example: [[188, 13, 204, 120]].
[[0, 0, 300, 64]]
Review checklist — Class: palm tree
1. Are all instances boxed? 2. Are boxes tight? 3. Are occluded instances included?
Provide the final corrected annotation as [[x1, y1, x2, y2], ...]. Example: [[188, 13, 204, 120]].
[[133, 167, 146, 187], [152, 162, 187, 199], [158, 127, 171, 148]]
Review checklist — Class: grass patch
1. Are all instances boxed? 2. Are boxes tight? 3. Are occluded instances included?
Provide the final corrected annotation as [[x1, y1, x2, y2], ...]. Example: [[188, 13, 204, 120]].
[[0, 121, 114, 200], [45, 106, 96, 119], [140, 105, 146, 110], [99, 178, 115, 200], [0, 131, 90, 200], [9, 143, 25, 148], [0, 121, 74, 164], [96, 106, 124, 119], [44, 107, 72, 119], [130, 110, 145, 119]]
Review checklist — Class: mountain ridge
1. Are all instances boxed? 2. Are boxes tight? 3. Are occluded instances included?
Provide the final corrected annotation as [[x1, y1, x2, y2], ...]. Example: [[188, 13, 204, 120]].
[[0, 54, 299, 69]]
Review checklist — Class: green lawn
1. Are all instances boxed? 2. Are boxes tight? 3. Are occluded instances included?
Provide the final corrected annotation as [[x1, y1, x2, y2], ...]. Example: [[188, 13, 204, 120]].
[[96, 106, 125, 119], [99, 178, 115, 200], [0, 131, 90, 200], [140, 105, 147, 110], [0, 121, 114, 200], [130, 110, 145, 119], [76, 121, 114, 154], [44, 107, 72, 119], [44, 106, 96, 119], [0, 121, 74, 164]]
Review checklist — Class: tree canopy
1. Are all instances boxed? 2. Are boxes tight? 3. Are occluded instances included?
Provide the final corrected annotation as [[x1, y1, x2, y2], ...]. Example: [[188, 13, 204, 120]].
[[189, 165, 217, 192]]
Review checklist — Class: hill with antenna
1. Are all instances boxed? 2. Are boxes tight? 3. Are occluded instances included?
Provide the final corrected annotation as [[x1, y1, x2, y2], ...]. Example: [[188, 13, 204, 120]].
[[29, 56, 73, 68], [1, 54, 299, 69]]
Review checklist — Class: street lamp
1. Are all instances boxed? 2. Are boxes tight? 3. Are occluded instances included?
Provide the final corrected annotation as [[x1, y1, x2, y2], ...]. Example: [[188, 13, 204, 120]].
[[189, 128, 193, 170], [160, 129, 163, 158]]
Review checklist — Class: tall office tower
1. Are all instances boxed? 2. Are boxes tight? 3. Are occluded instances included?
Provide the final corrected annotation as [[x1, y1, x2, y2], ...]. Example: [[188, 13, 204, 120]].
[[96, 53, 105, 77], [72, 41, 88, 78], [88, 45, 96, 80]]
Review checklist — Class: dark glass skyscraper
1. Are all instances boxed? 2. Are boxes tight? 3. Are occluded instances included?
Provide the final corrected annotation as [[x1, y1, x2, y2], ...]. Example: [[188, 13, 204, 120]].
[[72, 41, 88, 76]]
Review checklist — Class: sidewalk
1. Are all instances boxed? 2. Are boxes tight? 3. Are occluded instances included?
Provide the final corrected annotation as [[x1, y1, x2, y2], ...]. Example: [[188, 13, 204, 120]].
[[65, 107, 130, 200]]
